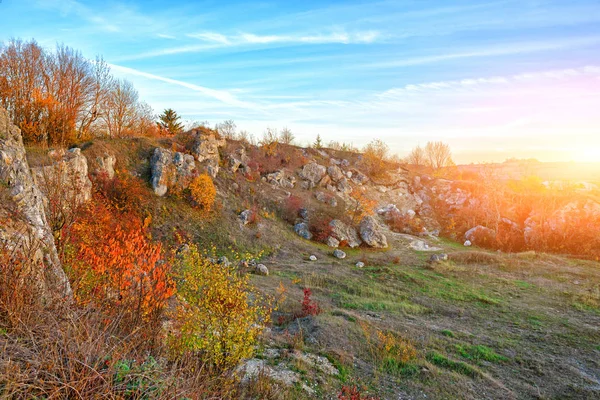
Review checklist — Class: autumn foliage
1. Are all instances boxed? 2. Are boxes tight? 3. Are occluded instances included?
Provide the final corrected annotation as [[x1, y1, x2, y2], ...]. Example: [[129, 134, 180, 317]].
[[188, 174, 216, 211]]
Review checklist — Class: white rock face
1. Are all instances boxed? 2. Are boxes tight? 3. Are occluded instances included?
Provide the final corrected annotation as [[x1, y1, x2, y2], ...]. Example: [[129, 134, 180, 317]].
[[191, 132, 226, 177], [150, 148, 196, 196], [359, 216, 388, 248], [0, 106, 72, 301]]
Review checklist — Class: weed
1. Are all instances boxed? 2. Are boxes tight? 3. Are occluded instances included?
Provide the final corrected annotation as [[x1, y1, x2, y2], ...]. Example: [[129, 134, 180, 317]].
[[441, 329, 455, 338], [454, 344, 508, 363], [426, 351, 479, 377]]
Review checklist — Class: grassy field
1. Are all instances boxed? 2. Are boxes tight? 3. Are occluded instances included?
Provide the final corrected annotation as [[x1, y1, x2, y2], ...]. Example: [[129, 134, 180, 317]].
[[253, 223, 600, 399]]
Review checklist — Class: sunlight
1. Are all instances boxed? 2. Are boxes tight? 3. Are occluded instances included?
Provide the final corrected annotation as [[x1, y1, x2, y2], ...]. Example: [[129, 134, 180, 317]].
[[575, 147, 600, 163]]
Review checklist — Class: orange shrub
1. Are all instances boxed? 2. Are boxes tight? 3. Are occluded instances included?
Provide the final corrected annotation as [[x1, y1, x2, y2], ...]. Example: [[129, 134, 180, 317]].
[[188, 174, 216, 211], [65, 196, 174, 325]]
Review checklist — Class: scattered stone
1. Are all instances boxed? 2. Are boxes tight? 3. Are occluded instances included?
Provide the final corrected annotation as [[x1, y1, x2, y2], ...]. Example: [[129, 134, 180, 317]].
[[309, 255, 317, 261], [429, 253, 448, 263], [327, 165, 344, 182], [239, 209, 254, 225], [409, 240, 442, 252], [351, 170, 369, 185], [333, 249, 347, 259], [298, 208, 309, 221], [356, 261, 365, 268], [359, 216, 388, 248], [255, 264, 269, 276], [217, 256, 231, 267], [294, 222, 313, 240], [336, 178, 353, 194], [464, 240, 472, 247]]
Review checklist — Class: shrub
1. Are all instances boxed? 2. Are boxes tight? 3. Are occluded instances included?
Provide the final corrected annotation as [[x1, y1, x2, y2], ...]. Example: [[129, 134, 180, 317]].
[[65, 195, 174, 327], [309, 215, 333, 242], [338, 385, 379, 400], [168, 244, 272, 370], [188, 174, 216, 212], [283, 195, 303, 223], [299, 288, 321, 317]]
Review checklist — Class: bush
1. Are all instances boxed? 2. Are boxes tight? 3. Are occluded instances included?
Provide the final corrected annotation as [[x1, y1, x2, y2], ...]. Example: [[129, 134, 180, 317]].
[[282, 195, 303, 223], [168, 244, 272, 370], [310, 215, 333, 242], [188, 174, 216, 212], [299, 288, 321, 317]]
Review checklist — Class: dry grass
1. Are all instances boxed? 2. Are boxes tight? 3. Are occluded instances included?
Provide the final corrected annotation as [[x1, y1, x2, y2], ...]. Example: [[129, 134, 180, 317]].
[[448, 251, 502, 265]]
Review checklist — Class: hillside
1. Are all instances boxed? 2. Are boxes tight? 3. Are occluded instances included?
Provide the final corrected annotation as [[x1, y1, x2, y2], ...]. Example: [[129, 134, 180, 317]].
[[3, 112, 599, 399]]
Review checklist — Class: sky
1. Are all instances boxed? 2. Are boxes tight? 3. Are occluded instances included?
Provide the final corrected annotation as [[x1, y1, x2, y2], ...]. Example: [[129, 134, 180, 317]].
[[1, 0, 600, 163]]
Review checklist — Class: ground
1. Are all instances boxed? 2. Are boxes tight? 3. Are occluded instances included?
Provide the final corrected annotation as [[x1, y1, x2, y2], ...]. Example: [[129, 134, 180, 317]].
[[250, 222, 600, 399]]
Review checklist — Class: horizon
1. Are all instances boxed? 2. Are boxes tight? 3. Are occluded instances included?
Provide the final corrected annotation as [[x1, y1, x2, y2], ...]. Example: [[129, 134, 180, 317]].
[[2, 0, 600, 163]]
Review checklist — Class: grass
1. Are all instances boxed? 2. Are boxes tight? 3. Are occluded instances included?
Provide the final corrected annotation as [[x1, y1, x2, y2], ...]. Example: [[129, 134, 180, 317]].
[[454, 344, 508, 363], [426, 351, 480, 378], [441, 329, 455, 338]]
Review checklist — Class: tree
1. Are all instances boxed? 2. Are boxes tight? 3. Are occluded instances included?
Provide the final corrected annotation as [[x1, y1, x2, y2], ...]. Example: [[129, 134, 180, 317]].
[[314, 134, 323, 149], [424, 141, 454, 170], [101, 79, 139, 138], [279, 127, 295, 145], [362, 138, 390, 178], [215, 119, 236, 139], [406, 145, 426, 166], [158, 108, 183, 135]]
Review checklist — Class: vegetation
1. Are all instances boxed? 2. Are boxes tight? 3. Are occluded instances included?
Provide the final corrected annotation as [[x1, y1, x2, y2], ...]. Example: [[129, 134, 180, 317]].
[[188, 174, 217, 211], [158, 108, 184, 135]]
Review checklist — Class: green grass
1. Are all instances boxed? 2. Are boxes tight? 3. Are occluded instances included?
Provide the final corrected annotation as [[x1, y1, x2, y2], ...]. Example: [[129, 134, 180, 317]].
[[454, 344, 508, 363], [514, 280, 534, 289], [426, 351, 480, 378], [381, 358, 419, 377], [441, 329, 455, 338]]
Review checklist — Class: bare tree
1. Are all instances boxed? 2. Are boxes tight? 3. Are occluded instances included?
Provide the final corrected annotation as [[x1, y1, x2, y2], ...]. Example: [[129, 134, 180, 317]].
[[77, 56, 111, 139], [279, 127, 295, 145], [215, 119, 236, 139], [405, 145, 426, 166], [425, 141, 454, 170], [101, 79, 139, 138]]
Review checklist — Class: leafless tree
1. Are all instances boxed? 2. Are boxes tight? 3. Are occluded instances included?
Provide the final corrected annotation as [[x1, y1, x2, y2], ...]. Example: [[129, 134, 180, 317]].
[[405, 145, 426, 166], [101, 79, 139, 138], [216, 119, 236, 139], [425, 141, 454, 170], [279, 127, 295, 145]]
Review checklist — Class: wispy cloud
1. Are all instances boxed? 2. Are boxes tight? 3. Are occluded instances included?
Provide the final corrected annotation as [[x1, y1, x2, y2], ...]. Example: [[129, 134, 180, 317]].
[[378, 66, 600, 98], [157, 34, 177, 40], [120, 30, 381, 60], [108, 63, 259, 110], [365, 36, 600, 69]]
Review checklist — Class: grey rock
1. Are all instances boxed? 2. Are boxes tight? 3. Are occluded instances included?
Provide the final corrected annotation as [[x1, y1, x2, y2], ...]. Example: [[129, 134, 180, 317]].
[[327, 165, 344, 182], [309, 255, 317, 261], [359, 216, 388, 248], [255, 264, 269, 276], [299, 162, 326, 185], [326, 236, 340, 248], [333, 249, 347, 259], [294, 222, 313, 240], [356, 261, 365, 268], [329, 219, 361, 248]]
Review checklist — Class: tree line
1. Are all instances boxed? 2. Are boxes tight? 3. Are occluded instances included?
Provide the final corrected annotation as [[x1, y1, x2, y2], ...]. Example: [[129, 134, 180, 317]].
[[0, 39, 158, 145]]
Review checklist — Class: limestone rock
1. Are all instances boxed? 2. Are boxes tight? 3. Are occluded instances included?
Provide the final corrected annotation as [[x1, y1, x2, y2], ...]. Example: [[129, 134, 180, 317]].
[[359, 216, 388, 248], [191, 132, 225, 177], [333, 249, 347, 259], [309, 255, 317, 261], [0, 106, 72, 301], [255, 264, 269, 276], [356, 261, 365, 268], [329, 219, 361, 248], [326, 236, 340, 248], [150, 148, 196, 196], [327, 165, 344, 182], [299, 162, 326, 187], [92, 153, 116, 180], [294, 222, 313, 240]]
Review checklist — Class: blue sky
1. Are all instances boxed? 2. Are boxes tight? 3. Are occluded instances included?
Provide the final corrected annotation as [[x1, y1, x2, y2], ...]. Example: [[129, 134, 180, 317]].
[[2, 0, 600, 163]]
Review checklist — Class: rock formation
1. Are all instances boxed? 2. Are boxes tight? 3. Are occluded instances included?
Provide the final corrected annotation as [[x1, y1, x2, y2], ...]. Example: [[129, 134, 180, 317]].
[[0, 107, 72, 302]]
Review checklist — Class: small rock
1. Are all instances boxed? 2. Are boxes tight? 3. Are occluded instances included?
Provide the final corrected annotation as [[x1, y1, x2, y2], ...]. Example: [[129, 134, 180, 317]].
[[464, 240, 472, 247], [356, 261, 365, 268], [326, 236, 340, 248], [255, 264, 269, 276], [217, 256, 231, 267], [309, 255, 317, 261], [333, 249, 346, 259], [294, 222, 313, 240], [239, 209, 253, 225]]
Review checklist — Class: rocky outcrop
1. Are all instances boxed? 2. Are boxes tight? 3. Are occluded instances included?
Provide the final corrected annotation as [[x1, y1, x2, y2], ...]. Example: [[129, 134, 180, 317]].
[[150, 148, 197, 196], [359, 216, 388, 248], [31, 148, 93, 209], [191, 132, 226, 178], [328, 219, 361, 248], [327, 165, 344, 182], [265, 170, 296, 188], [0, 107, 72, 302]]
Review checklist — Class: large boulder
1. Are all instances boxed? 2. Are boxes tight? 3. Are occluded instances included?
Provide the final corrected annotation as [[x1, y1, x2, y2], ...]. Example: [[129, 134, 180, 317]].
[[266, 170, 296, 188], [359, 216, 388, 248], [464, 225, 497, 247], [150, 148, 197, 196], [191, 132, 226, 177], [299, 162, 326, 187], [328, 219, 361, 248], [0, 107, 72, 302]]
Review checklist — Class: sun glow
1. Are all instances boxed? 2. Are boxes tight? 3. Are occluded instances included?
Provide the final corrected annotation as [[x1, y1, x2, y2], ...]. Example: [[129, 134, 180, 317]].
[[575, 148, 600, 163]]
